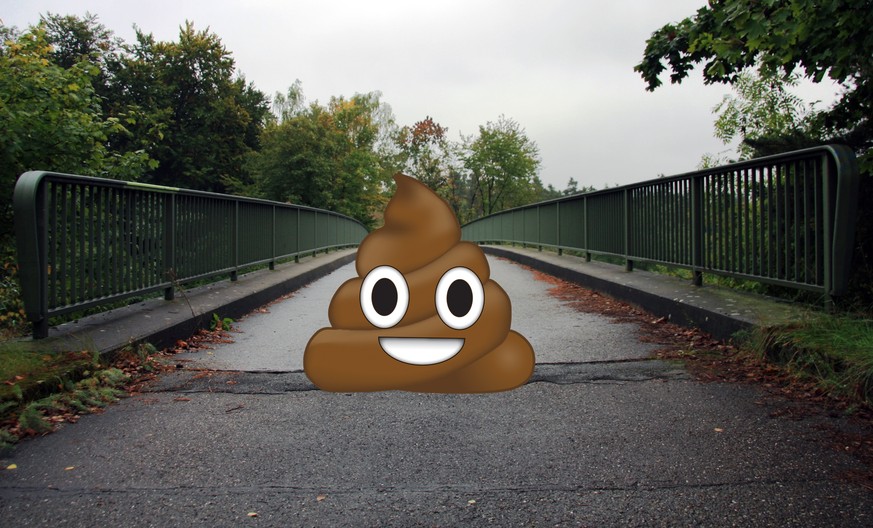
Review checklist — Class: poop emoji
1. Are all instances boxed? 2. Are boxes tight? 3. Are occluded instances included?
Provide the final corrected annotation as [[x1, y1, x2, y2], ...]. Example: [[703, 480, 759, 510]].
[[303, 173, 535, 393]]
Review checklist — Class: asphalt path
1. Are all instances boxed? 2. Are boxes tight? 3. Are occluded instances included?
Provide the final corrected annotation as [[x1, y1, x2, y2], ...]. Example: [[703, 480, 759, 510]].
[[1, 257, 871, 526]]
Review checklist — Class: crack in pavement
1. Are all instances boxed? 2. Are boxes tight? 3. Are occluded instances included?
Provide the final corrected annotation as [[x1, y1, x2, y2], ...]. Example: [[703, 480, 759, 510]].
[[0, 477, 829, 497], [148, 359, 690, 394]]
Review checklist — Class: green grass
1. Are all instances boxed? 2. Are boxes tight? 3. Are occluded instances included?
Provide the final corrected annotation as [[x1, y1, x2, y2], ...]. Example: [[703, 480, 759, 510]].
[[751, 313, 873, 406], [0, 343, 97, 402], [0, 339, 135, 451]]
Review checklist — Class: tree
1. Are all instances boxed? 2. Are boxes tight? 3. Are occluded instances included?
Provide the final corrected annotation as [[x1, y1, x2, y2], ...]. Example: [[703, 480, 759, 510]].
[[635, 0, 873, 160], [107, 22, 269, 192], [464, 115, 541, 217], [711, 69, 823, 159], [250, 87, 396, 226], [395, 116, 469, 218], [0, 24, 153, 240]]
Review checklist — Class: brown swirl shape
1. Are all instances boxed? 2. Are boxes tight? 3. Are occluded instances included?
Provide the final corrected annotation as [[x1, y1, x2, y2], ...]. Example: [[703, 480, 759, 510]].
[[303, 173, 535, 393]]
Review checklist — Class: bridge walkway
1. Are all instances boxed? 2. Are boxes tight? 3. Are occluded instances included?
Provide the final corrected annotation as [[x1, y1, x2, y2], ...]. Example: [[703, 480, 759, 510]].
[[1, 250, 871, 526]]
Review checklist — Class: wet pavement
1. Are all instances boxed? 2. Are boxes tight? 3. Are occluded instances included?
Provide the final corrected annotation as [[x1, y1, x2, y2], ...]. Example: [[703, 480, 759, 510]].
[[1, 252, 871, 527]]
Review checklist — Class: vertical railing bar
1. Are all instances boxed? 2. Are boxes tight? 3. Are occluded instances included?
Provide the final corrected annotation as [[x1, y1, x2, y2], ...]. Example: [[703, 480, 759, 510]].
[[79, 185, 87, 303], [722, 174, 729, 272], [822, 155, 834, 301], [295, 208, 300, 263], [556, 201, 562, 255], [36, 179, 49, 336], [803, 159, 812, 284], [758, 167, 765, 278], [48, 183, 58, 309], [742, 168, 750, 275], [691, 175, 702, 285], [271, 205, 277, 270], [65, 185, 74, 305], [231, 200, 239, 281], [623, 188, 632, 271], [784, 161, 792, 281]]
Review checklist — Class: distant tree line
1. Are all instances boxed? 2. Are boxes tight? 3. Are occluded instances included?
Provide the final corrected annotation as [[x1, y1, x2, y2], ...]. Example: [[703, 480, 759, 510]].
[[0, 12, 582, 239]]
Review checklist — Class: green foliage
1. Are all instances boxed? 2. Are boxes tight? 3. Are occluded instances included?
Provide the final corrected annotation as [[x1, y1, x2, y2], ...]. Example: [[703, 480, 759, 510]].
[[17, 403, 53, 434], [0, 240, 27, 337], [250, 89, 396, 227], [0, 23, 153, 240], [752, 313, 873, 406], [210, 313, 234, 332], [635, 0, 873, 155], [465, 115, 542, 217], [395, 117, 467, 217], [712, 70, 824, 159], [107, 22, 269, 193], [638, 0, 873, 311]]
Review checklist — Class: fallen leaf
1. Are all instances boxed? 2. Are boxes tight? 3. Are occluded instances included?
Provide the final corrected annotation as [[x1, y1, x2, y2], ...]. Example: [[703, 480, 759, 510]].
[[316, 494, 327, 502], [714, 428, 724, 433], [173, 397, 192, 402], [6, 464, 17, 470], [467, 499, 477, 505], [247, 512, 258, 518], [64, 466, 75, 471]]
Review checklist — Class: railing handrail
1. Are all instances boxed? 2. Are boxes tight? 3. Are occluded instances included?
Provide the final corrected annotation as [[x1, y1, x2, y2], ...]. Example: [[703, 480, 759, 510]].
[[14, 170, 369, 338], [462, 144, 860, 305]]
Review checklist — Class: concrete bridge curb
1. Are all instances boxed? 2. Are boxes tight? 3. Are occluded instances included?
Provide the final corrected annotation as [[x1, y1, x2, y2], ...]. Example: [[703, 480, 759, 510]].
[[480, 245, 804, 341], [30, 249, 358, 356]]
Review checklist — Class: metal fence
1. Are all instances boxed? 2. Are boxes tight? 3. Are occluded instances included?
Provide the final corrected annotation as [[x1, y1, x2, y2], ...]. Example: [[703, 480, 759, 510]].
[[462, 145, 860, 304], [14, 171, 369, 338]]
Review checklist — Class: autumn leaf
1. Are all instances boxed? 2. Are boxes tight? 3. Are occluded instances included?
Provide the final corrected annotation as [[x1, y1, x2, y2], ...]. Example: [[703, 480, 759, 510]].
[[5, 464, 17, 470], [173, 397, 192, 402], [316, 494, 327, 502], [247, 512, 258, 518]]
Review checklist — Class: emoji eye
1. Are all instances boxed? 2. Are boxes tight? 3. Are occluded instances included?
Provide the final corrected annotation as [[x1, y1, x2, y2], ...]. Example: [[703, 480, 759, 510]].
[[435, 267, 484, 330], [361, 266, 409, 328]]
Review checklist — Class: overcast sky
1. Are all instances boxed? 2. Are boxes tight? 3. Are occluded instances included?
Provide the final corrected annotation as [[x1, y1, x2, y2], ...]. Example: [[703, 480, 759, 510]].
[[3, 0, 841, 190]]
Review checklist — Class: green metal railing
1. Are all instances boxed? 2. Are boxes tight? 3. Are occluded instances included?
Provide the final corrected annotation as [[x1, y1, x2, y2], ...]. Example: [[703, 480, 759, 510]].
[[462, 145, 860, 304], [14, 171, 368, 338]]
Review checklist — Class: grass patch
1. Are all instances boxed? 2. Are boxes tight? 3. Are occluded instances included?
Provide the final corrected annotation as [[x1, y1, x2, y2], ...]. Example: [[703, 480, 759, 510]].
[[751, 313, 873, 407], [0, 343, 97, 403], [0, 341, 164, 452]]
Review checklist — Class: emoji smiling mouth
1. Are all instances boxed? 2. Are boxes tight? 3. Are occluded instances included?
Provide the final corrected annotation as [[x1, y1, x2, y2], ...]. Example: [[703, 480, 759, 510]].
[[378, 337, 464, 365]]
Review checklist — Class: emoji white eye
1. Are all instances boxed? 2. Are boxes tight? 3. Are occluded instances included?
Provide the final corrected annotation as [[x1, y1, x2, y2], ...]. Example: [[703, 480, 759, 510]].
[[435, 267, 484, 330], [361, 266, 409, 328]]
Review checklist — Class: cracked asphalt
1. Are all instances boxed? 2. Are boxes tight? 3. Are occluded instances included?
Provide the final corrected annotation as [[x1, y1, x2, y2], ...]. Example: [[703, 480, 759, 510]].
[[2, 257, 872, 526]]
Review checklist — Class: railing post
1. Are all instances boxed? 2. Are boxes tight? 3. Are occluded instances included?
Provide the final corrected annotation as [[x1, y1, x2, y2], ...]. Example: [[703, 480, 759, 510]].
[[269, 205, 276, 270], [624, 189, 633, 272], [691, 176, 703, 286], [821, 155, 834, 309], [557, 201, 562, 256], [230, 200, 239, 281], [537, 205, 542, 251], [163, 193, 176, 300], [584, 195, 591, 262], [295, 208, 300, 263]]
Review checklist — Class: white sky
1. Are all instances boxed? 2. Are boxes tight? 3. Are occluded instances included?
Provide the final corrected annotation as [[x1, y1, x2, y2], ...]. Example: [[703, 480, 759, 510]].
[[2, 0, 842, 191]]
